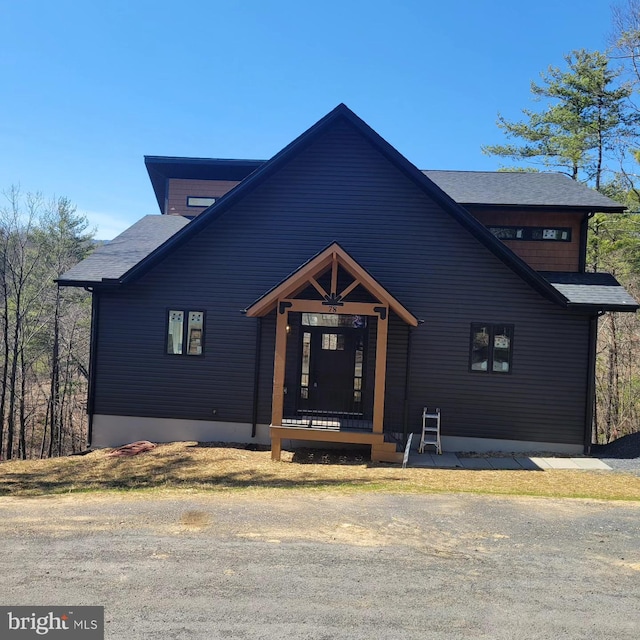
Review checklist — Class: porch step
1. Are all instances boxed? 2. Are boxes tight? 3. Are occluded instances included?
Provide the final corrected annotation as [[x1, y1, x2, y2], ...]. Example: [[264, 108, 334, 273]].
[[270, 425, 403, 463]]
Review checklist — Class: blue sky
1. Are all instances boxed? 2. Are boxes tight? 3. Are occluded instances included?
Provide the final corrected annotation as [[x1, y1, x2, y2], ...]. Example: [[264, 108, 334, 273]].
[[1, 0, 618, 239]]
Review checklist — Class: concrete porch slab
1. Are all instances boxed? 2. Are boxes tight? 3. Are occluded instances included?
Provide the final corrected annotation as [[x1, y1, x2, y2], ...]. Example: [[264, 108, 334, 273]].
[[570, 458, 612, 470], [459, 457, 492, 470], [513, 457, 545, 470], [487, 457, 527, 470], [405, 453, 613, 471], [541, 458, 582, 469], [429, 452, 463, 468]]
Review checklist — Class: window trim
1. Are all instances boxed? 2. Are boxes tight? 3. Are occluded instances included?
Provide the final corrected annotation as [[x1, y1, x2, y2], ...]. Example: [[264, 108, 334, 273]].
[[165, 308, 206, 357], [468, 323, 514, 374]]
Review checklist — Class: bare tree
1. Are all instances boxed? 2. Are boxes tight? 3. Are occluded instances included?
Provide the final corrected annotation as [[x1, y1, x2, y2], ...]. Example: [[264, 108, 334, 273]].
[[0, 188, 93, 459]]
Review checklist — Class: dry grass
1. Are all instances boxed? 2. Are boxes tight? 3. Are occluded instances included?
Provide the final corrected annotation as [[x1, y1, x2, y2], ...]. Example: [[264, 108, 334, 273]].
[[0, 442, 639, 501]]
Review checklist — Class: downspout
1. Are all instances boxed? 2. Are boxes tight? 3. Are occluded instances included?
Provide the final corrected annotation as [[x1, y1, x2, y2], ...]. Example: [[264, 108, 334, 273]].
[[584, 312, 602, 454], [85, 288, 100, 448], [251, 317, 262, 438], [402, 325, 413, 446]]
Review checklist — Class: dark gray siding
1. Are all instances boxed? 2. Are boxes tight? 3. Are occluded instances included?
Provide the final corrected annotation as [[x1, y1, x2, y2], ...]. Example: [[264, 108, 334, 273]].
[[94, 119, 590, 445]]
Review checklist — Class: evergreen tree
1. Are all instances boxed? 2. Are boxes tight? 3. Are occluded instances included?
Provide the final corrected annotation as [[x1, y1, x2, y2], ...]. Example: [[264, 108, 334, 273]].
[[483, 49, 638, 190]]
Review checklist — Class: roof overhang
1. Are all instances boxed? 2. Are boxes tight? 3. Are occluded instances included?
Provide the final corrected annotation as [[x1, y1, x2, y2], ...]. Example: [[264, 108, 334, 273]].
[[541, 272, 639, 313]]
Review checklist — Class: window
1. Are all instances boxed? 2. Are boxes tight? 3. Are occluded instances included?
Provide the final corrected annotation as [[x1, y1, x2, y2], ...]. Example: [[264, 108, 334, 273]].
[[469, 324, 514, 373], [167, 310, 205, 355], [321, 333, 345, 350], [302, 313, 367, 328], [488, 226, 571, 242], [186, 196, 216, 208], [300, 332, 311, 399]]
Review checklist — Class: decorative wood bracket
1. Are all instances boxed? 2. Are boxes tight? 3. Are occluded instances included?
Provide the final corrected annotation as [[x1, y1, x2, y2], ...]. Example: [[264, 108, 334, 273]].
[[278, 301, 293, 315], [322, 292, 344, 307], [373, 306, 387, 320]]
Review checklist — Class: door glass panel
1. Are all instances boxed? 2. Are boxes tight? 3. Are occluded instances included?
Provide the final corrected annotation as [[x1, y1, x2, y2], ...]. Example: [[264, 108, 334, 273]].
[[302, 313, 367, 328], [321, 333, 345, 350]]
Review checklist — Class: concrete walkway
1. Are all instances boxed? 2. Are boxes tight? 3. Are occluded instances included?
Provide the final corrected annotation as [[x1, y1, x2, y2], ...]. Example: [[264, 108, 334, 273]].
[[407, 451, 612, 471]]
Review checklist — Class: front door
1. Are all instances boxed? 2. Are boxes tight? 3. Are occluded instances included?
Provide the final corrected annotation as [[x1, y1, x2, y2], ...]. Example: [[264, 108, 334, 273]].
[[298, 314, 367, 416]]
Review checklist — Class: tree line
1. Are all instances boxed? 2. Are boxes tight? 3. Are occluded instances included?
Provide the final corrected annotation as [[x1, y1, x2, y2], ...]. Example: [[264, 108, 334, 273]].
[[483, 0, 640, 444], [0, 187, 93, 460]]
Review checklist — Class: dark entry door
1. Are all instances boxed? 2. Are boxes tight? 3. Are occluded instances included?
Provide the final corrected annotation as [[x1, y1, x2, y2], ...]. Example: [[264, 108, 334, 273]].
[[306, 327, 365, 414]]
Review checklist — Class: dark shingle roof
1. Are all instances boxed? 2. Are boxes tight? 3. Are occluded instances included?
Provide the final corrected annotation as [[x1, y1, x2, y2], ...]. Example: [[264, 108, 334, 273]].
[[58, 215, 191, 285], [541, 272, 639, 310], [58, 106, 636, 313], [424, 171, 624, 211]]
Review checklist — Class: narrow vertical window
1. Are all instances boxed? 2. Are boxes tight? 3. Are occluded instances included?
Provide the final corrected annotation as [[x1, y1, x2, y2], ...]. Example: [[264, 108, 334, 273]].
[[168, 310, 184, 355], [300, 332, 311, 399], [353, 337, 364, 403], [187, 312, 204, 355], [492, 325, 513, 373]]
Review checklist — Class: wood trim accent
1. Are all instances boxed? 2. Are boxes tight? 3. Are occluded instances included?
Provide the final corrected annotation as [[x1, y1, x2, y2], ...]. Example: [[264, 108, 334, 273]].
[[271, 426, 384, 444], [247, 253, 334, 317], [331, 246, 418, 326], [338, 277, 362, 301], [271, 305, 289, 428], [330, 251, 339, 295], [245, 243, 418, 326], [270, 426, 384, 461], [308, 276, 328, 298], [372, 310, 389, 434], [269, 427, 401, 462]]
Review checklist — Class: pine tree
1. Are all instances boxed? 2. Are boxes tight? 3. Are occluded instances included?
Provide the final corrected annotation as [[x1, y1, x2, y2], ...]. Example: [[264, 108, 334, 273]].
[[483, 49, 638, 190]]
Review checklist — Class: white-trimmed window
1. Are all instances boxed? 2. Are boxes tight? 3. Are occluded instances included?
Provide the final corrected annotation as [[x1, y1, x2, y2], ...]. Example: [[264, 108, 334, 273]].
[[167, 310, 205, 355]]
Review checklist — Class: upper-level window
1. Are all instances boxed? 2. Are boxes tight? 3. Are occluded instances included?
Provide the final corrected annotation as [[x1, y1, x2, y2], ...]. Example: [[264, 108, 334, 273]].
[[186, 196, 216, 208], [167, 310, 205, 355], [488, 226, 571, 242], [469, 324, 514, 373]]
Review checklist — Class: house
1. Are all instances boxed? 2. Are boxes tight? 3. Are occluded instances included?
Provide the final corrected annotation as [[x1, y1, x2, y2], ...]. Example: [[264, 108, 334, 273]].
[[58, 104, 638, 462]]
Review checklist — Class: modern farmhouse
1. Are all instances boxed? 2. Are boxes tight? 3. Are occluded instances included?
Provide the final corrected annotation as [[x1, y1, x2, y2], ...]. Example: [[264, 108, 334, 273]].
[[59, 104, 638, 461]]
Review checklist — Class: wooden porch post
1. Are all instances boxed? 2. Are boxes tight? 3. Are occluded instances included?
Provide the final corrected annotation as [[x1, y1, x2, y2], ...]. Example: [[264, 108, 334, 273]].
[[372, 307, 389, 434], [271, 302, 289, 429], [270, 302, 289, 461]]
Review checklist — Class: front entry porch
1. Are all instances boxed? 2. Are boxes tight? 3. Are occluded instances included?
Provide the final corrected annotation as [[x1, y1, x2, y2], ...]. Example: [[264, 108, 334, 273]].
[[270, 424, 401, 463], [245, 243, 418, 463]]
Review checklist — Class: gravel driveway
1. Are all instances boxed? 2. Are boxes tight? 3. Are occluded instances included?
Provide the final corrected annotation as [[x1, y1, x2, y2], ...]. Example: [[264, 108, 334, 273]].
[[592, 431, 640, 475], [1, 491, 639, 639]]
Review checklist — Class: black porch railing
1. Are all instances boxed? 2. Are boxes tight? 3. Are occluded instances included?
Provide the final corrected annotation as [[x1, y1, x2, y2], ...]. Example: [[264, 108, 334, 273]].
[[281, 383, 408, 435], [281, 414, 373, 431]]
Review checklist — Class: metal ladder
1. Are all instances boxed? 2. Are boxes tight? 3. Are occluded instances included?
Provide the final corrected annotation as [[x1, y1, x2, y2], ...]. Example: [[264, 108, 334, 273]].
[[418, 407, 442, 454]]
